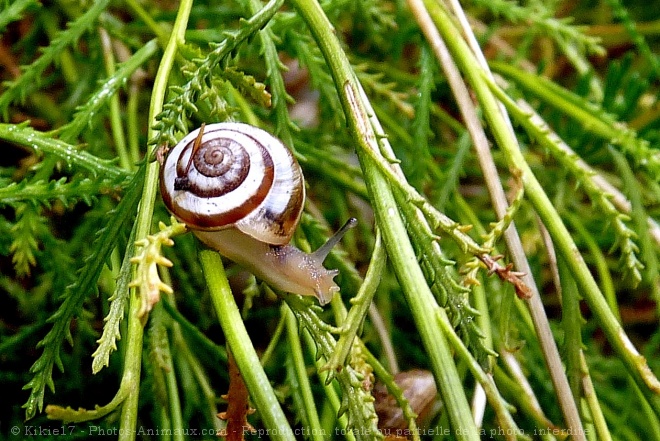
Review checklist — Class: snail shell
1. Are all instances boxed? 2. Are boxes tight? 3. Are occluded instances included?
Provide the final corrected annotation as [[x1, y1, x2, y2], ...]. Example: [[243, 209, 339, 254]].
[[160, 122, 352, 305], [373, 369, 440, 432]]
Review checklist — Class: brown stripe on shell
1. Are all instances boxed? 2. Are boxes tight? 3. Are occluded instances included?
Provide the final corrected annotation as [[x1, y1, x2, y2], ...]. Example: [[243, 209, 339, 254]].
[[161, 142, 275, 231], [260, 178, 304, 238]]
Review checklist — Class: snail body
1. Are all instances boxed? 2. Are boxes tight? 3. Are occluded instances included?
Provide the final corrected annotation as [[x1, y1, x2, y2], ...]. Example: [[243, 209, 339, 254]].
[[159, 122, 352, 305]]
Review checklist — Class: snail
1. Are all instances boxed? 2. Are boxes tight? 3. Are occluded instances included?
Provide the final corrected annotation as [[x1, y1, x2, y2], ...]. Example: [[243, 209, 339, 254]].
[[373, 369, 441, 433], [159, 122, 355, 305]]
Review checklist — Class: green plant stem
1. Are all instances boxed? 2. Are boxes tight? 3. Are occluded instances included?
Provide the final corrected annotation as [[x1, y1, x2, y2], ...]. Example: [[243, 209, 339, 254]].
[[289, 0, 479, 438], [361, 348, 422, 441], [161, 299, 228, 368], [558, 256, 584, 404], [301, 331, 354, 441], [118, 0, 194, 438], [127, 77, 142, 166], [492, 365, 557, 430], [435, 308, 523, 441], [116, 280, 148, 441], [123, 0, 170, 45], [559, 252, 614, 439], [580, 354, 613, 441], [565, 214, 618, 318], [409, 0, 583, 434], [153, 304, 185, 441], [199, 250, 295, 441], [99, 28, 131, 172], [258, 310, 286, 367], [326, 231, 385, 371], [423, 0, 660, 416], [285, 305, 324, 441]]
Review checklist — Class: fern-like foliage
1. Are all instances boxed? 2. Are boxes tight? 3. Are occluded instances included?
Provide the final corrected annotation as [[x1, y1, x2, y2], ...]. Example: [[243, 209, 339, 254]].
[[0, 0, 111, 117], [491, 62, 660, 182], [152, 0, 284, 148], [91, 226, 136, 374], [489, 79, 645, 286], [129, 219, 187, 317], [222, 67, 271, 108], [0, 176, 124, 208], [602, 55, 649, 121], [0, 123, 127, 179], [56, 39, 159, 142], [0, 0, 39, 32], [9, 204, 46, 277], [285, 295, 381, 441], [402, 193, 496, 369], [409, 46, 435, 190], [610, 149, 658, 288], [603, 0, 660, 78], [343, 0, 398, 53], [282, 29, 344, 125], [22, 166, 144, 420], [241, 0, 298, 145], [469, 0, 604, 57], [355, 63, 412, 119]]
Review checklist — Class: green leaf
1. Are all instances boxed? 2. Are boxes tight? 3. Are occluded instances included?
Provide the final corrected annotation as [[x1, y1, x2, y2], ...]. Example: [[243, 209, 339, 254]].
[[22, 166, 144, 419]]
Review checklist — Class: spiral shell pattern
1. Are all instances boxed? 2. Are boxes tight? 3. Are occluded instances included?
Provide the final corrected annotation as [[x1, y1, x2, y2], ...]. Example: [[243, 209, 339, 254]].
[[160, 123, 305, 245]]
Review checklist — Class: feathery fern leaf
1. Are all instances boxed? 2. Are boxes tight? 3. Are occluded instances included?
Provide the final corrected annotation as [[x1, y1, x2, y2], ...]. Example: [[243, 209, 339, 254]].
[[0, 0, 111, 117], [22, 167, 143, 419]]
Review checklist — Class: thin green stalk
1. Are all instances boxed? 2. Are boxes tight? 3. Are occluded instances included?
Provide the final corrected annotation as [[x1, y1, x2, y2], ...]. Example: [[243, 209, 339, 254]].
[[492, 365, 557, 431], [284, 305, 325, 441], [435, 307, 523, 441], [409, 0, 582, 433], [123, 0, 170, 45], [200, 250, 295, 441], [579, 354, 613, 441], [301, 331, 355, 441], [127, 78, 142, 166], [118, 0, 194, 438], [326, 231, 385, 371], [558, 256, 584, 404], [99, 28, 131, 172], [631, 380, 660, 441], [116, 277, 148, 441], [559, 252, 614, 438], [361, 348, 422, 441], [259, 310, 286, 367], [152, 304, 185, 441], [565, 214, 618, 319], [289, 0, 479, 438], [161, 299, 228, 368], [423, 0, 660, 417]]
